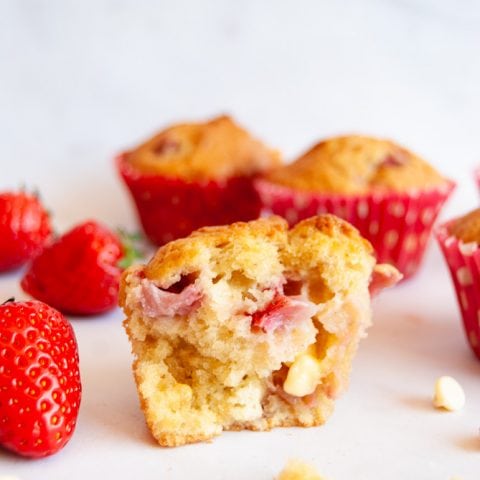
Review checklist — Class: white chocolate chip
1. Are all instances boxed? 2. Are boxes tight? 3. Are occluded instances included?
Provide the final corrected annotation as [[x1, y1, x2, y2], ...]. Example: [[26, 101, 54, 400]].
[[433, 376, 465, 412], [283, 353, 321, 397]]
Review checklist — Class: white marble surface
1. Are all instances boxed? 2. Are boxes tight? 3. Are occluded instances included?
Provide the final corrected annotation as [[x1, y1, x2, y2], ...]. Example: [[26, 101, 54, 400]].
[[1, 1, 480, 479]]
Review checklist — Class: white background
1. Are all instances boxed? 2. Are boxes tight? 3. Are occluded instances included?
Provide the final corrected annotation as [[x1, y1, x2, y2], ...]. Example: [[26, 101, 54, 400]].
[[1, 1, 480, 479]]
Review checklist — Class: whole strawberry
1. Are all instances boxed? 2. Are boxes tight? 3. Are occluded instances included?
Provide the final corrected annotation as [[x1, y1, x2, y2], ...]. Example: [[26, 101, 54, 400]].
[[0, 300, 81, 458], [21, 220, 130, 315], [0, 191, 52, 272]]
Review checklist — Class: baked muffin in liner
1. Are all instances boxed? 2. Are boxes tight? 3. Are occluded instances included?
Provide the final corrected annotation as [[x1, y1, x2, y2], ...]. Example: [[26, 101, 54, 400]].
[[436, 210, 480, 360], [256, 135, 454, 279], [118, 154, 263, 244], [117, 115, 281, 245]]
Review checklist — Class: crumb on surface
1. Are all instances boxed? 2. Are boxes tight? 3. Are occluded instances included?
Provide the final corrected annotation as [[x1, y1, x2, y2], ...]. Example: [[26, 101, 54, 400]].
[[277, 459, 328, 480]]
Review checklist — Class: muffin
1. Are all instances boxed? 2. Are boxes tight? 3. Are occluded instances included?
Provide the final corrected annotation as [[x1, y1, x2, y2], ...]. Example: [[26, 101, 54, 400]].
[[117, 115, 281, 245], [120, 215, 400, 446], [436, 208, 480, 360], [255, 135, 454, 279]]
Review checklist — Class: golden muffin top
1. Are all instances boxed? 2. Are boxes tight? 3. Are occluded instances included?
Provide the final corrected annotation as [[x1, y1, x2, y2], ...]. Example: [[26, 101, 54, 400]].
[[124, 115, 281, 182], [265, 135, 448, 194], [448, 208, 480, 244], [119, 214, 378, 300]]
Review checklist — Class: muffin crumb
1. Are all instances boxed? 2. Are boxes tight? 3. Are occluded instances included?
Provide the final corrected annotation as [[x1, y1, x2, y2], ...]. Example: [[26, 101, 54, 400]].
[[277, 459, 327, 480]]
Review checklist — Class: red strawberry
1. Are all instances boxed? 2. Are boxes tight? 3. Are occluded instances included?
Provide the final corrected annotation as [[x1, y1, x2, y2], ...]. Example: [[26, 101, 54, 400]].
[[0, 299, 81, 458], [0, 192, 52, 272], [21, 220, 132, 315]]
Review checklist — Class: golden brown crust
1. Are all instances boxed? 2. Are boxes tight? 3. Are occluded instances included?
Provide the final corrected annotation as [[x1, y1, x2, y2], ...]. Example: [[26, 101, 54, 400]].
[[448, 208, 480, 244], [144, 215, 373, 288], [124, 115, 281, 181], [144, 216, 288, 283], [291, 214, 373, 253], [266, 135, 448, 194]]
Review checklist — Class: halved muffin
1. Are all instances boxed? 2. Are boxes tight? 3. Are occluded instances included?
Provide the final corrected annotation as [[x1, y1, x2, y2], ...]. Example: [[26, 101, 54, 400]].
[[120, 215, 400, 446], [117, 115, 281, 245]]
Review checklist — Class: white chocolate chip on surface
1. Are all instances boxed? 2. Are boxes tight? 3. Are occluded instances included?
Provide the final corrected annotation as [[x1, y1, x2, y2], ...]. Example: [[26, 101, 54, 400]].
[[433, 376, 465, 412]]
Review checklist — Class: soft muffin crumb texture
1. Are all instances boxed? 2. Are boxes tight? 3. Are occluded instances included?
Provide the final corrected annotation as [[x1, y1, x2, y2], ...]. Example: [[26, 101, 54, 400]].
[[120, 215, 390, 446]]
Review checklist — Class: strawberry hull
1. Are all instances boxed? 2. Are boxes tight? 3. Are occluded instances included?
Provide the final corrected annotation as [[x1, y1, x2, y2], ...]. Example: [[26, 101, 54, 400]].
[[436, 223, 480, 360], [117, 154, 262, 245], [255, 179, 455, 280]]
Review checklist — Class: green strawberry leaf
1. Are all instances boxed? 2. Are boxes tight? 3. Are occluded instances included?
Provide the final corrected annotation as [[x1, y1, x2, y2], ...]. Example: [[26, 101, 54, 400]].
[[117, 229, 146, 270]]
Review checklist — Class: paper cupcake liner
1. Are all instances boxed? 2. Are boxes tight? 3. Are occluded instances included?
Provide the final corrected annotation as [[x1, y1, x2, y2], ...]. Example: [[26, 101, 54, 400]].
[[255, 179, 455, 280], [436, 223, 480, 360], [117, 154, 262, 245]]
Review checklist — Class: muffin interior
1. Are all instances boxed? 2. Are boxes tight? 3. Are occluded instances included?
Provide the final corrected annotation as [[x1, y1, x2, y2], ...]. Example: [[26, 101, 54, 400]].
[[121, 216, 396, 446]]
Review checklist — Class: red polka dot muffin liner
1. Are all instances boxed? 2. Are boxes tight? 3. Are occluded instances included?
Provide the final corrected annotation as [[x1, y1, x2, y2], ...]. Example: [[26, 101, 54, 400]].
[[436, 223, 480, 360], [255, 179, 455, 280], [117, 154, 263, 245]]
